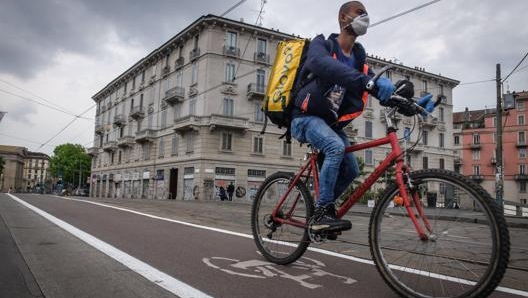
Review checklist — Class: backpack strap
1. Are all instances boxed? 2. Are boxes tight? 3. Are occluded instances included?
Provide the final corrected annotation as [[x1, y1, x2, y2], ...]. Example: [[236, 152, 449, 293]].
[[337, 63, 370, 122]]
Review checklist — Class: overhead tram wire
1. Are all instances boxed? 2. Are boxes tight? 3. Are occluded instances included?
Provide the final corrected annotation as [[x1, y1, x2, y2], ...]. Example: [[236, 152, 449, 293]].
[[220, 0, 248, 17], [501, 51, 528, 83], [369, 0, 444, 28]]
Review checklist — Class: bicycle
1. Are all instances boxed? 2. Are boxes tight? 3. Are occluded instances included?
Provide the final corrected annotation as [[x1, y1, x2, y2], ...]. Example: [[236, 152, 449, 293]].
[[251, 66, 510, 298]]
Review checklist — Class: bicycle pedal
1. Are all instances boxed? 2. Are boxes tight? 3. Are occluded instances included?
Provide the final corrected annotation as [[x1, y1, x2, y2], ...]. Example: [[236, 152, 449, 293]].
[[326, 231, 341, 241]]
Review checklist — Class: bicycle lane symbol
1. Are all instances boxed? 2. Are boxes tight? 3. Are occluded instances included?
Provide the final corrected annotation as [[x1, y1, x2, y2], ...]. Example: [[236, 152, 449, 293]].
[[202, 253, 357, 289]]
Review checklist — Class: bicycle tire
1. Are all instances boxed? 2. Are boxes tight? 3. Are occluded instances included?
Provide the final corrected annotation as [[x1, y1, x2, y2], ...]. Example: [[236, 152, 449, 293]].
[[369, 169, 510, 298], [251, 172, 314, 265]]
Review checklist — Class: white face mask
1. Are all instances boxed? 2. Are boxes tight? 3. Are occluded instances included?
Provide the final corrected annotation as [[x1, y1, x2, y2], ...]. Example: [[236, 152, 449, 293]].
[[342, 13, 370, 36]]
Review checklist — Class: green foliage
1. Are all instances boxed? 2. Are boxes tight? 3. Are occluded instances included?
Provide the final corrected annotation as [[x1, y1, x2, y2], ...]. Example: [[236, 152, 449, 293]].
[[49, 143, 91, 187], [0, 156, 4, 177]]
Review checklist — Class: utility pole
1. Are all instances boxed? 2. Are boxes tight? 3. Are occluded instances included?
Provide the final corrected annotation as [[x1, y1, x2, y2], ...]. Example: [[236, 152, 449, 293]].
[[495, 64, 504, 210]]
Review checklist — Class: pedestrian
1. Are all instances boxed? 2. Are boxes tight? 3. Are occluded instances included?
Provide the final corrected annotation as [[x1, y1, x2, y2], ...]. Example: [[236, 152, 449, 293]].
[[8, 186, 12, 193], [290, 1, 436, 237], [219, 186, 228, 201], [227, 182, 235, 201]]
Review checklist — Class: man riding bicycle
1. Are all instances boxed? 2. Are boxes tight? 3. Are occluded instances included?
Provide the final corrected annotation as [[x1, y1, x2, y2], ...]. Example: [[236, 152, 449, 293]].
[[290, 1, 436, 236]]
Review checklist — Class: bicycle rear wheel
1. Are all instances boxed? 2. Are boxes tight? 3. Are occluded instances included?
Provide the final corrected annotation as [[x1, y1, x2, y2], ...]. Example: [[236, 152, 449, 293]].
[[251, 172, 314, 265], [369, 169, 510, 298]]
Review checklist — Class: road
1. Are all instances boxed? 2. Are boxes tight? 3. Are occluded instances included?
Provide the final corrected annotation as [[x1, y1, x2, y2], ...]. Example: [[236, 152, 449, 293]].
[[1, 193, 527, 298]]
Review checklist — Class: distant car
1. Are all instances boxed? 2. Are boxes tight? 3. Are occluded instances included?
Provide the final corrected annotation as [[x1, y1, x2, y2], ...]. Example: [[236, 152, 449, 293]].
[[74, 188, 89, 196]]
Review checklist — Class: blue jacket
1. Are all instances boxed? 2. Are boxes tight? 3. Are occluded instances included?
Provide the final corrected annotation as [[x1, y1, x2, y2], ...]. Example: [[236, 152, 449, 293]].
[[292, 33, 374, 128]]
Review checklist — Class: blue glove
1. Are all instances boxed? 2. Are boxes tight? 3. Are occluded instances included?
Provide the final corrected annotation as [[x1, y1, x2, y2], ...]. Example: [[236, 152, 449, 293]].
[[375, 77, 395, 103], [417, 93, 435, 115]]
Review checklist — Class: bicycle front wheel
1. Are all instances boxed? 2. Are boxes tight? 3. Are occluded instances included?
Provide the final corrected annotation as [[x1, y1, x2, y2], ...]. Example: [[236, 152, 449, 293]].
[[251, 172, 314, 265], [369, 169, 510, 298]]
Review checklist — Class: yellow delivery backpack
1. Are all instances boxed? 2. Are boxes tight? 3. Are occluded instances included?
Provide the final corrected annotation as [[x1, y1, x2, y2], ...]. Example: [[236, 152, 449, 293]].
[[261, 38, 310, 142]]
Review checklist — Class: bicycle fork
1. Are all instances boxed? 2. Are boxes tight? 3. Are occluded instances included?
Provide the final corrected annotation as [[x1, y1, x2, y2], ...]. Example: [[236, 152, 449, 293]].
[[396, 163, 433, 241]]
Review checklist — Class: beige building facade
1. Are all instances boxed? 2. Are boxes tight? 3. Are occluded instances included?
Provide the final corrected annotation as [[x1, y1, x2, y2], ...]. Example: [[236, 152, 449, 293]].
[[88, 14, 459, 201], [0, 145, 50, 193]]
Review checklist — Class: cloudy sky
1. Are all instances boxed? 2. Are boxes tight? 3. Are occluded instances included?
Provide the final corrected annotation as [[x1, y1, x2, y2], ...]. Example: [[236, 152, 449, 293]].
[[1, 0, 527, 156]]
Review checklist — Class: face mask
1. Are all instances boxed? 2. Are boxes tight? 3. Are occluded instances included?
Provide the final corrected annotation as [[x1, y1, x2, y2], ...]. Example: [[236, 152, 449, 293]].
[[342, 13, 370, 36]]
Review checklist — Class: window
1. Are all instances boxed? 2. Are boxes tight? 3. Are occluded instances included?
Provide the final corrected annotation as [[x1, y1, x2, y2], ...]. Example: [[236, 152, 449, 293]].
[[422, 80, 428, 92], [519, 115, 526, 125], [520, 182, 527, 193], [473, 165, 480, 175], [257, 38, 267, 54], [186, 132, 194, 153], [161, 108, 167, 128], [248, 169, 266, 178], [365, 120, 373, 138], [191, 62, 198, 84], [215, 167, 235, 176], [518, 101, 525, 111], [493, 133, 496, 144], [118, 150, 122, 163], [423, 156, 428, 169], [174, 102, 182, 119], [184, 167, 195, 175], [520, 164, 526, 175], [189, 99, 196, 115], [225, 63, 236, 82], [142, 143, 150, 160], [439, 158, 445, 170], [226, 31, 237, 47], [385, 70, 392, 80], [439, 133, 445, 148], [454, 135, 460, 145], [473, 133, 480, 144], [156, 169, 165, 180], [193, 34, 199, 49], [148, 113, 153, 129], [282, 140, 292, 157], [439, 107, 444, 122], [472, 150, 480, 160], [256, 69, 266, 91], [221, 132, 232, 151], [255, 103, 264, 123], [223, 98, 234, 116], [365, 149, 373, 165], [519, 148, 526, 158], [519, 131, 526, 144], [253, 136, 264, 154], [171, 135, 179, 156], [158, 138, 164, 158], [422, 130, 428, 145], [439, 84, 444, 96]]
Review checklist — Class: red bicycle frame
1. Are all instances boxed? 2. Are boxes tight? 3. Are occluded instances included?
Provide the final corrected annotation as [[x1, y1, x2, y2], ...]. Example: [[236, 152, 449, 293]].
[[271, 128, 433, 240]]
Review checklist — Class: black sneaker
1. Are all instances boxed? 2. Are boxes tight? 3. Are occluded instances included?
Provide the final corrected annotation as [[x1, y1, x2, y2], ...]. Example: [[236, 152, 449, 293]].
[[310, 203, 351, 234]]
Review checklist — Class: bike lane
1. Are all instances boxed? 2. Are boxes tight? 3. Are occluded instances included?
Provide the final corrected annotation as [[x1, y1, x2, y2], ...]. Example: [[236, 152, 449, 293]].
[[11, 194, 526, 298]]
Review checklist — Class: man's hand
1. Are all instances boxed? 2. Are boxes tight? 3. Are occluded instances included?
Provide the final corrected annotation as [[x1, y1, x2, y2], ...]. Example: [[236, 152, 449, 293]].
[[417, 93, 435, 116], [375, 77, 395, 103]]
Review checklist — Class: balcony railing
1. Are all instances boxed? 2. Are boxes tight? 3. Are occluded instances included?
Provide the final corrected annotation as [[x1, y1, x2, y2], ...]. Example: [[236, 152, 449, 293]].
[[103, 141, 118, 152], [454, 157, 462, 165], [514, 174, 528, 181], [117, 136, 135, 148], [469, 175, 484, 182], [223, 45, 240, 58], [130, 106, 145, 119], [419, 117, 438, 128], [173, 115, 201, 133], [491, 157, 496, 165], [135, 129, 155, 143], [247, 83, 266, 100], [86, 147, 99, 156], [254, 52, 270, 64], [164, 86, 185, 105], [95, 124, 104, 135], [517, 141, 528, 148], [469, 142, 482, 150], [175, 57, 184, 70], [113, 114, 126, 127], [189, 48, 200, 61], [208, 114, 249, 132]]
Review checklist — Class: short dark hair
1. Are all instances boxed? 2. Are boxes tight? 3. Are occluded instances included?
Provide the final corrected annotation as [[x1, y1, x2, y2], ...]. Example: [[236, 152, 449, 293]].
[[339, 1, 363, 27]]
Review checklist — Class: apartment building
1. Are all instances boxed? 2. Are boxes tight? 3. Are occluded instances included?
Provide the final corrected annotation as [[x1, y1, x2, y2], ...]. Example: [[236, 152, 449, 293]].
[[0, 145, 50, 193], [453, 91, 528, 204], [23, 151, 51, 192], [87, 14, 459, 201]]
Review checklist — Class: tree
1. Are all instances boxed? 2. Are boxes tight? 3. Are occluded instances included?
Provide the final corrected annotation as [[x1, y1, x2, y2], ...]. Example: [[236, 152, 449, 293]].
[[49, 143, 91, 188], [0, 156, 5, 177]]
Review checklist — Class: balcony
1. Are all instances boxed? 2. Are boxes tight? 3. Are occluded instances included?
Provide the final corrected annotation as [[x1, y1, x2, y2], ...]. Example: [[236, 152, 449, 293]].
[[161, 65, 170, 77], [189, 48, 200, 61], [164, 86, 185, 105], [130, 106, 145, 120], [117, 136, 135, 148], [208, 114, 249, 132], [173, 115, 201, 133], [175, 57, 184, 70], [379, 109, 402, 122], [247, 83, 266, 101], [517, 141, 528, 148], [135, 129, 155, 143], [409, 143, 424, 154], [86, 147, 99, 156], [419, 117, 438, 129], [454, 157, 462, 165], [514, 174, 528, 181], [469, 175, 484, 183], [113, 114, 126, 127], [490, 157, 496, 165], [103, 141, 118, 152], [469, 142, 482, 150], [95, 124, 104, 135], [254, 52, 270, 64], [223, 45, 240, 58]]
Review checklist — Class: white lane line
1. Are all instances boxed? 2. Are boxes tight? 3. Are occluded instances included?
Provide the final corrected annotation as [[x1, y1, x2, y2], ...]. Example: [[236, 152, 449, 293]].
[[8, 194, 213, 298], [49, 196, 528, 297]]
